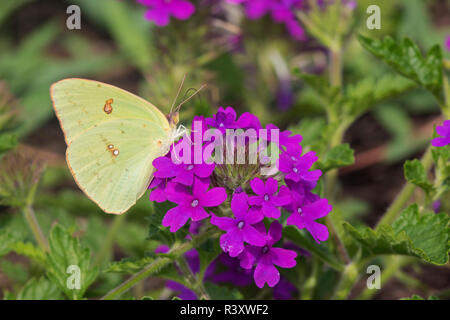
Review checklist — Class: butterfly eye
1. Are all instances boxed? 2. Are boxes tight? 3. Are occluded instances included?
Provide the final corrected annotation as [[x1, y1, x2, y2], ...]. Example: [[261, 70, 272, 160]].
[[107, 144, 114, 149], [112, 149, 119, 156]]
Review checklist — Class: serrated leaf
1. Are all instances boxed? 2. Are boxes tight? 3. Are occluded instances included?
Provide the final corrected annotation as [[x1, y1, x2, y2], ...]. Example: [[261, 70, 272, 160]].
[[345, 75, 416, 117], [204, 282, 242, 300], [13, 277, 63, 300], [10, 241, 46, 265], [359, 35, 443, 99], [105, 256, 155, 274], [404, 159, 434, 194], [46, 225, 98, 300], [283, 226, 343, 271], [316, 144, 355, 172], [344, 204, 450, 265]]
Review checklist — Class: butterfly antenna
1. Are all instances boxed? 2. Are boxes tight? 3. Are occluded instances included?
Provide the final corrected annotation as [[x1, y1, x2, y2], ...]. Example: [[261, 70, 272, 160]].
[[170, 74, 187, 114], [174, 84, 207, 113]]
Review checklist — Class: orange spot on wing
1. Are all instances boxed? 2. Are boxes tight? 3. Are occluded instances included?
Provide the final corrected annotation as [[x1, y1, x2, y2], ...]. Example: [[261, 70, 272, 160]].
[[104, 98, 114, 114]]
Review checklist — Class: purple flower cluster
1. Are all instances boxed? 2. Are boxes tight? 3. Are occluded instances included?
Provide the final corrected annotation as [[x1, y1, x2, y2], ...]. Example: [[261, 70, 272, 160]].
[[445, 36, 450, 52], [431, 120, 450, 147], [137, 0, 195, 26], [149, 107, 331, 288], [226, 0, 306, 40]]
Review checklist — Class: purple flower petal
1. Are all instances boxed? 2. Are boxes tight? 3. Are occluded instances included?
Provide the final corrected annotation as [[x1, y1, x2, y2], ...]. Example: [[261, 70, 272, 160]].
[[162, 205, 190, 232], [270, 248, 297, 268]]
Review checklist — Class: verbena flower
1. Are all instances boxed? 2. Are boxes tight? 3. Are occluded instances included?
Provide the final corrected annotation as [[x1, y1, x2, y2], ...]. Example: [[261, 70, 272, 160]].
[[137, 0, 195, 26], [205, 106, 238, 133], [226, 0, 306, 41], [445, 35, 450, 52], [248, 177, 290, 218], [431, 120, 450, 147], [286, 189, 332, 243], [238, 221, 297, 288], [211, 191, 265, 257], [278, 150, 322, 182], [150, 106, 331, 287], [162, 178, 227, 231]]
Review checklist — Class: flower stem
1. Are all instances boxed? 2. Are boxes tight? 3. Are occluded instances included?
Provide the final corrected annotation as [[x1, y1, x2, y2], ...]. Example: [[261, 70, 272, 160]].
[[375, 146, 433, 229], [177, 256, 210, 300], [332, 260, 360, 300], [22, 205, 48, 252], [101, 229, 217, 300]]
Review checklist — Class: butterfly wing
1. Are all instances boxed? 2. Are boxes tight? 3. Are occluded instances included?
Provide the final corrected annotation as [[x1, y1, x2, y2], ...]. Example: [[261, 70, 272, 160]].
[[51, 79, 172, 214], [50, 78, 170, 144]]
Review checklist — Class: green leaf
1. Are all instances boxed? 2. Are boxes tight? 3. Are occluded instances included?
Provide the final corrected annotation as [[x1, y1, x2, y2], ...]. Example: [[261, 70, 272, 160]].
[[0, 133, 17, 158], [46, 225, 98, 300], [344, 204, 450, 265], [0, 230, 17, 257], [404, 159, 434, 194], [316, 144, 355, 172], [283, 226, 344, 271], [13, 277, 63, 300], [345, 75, 416, 117], [105, 256, 155, 274], [294, 70, 340, 104], [358, 35, 443, 100], [204, 282, 242, 300], [10, 241, 46, 265]]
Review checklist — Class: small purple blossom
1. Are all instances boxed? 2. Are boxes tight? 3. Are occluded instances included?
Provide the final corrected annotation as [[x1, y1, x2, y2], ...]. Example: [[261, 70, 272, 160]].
[[137, 0, 195, 26], [211, 191, 265, 257], [248, 177, 291, 218], [239, 221, 297, 288], [286, 190, 332, 243], [205, 107, 238, 133], [431, 120, 450, 147], [445, 36, 450, 52], [278, 150, 322, 182], [162, 178, 227, 232]]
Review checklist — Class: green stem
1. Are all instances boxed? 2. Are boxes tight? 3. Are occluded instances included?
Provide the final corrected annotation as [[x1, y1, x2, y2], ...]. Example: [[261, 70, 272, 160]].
[[332, 260, 360, 300], [376, 146, 433, 229], [22, 205, 48, 252], [177, 256, 210, 300], [101, 230, 217, 300], [300, 260, 319, 300], [94, 213, 126, 267], [330, 49, 343, 87]]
